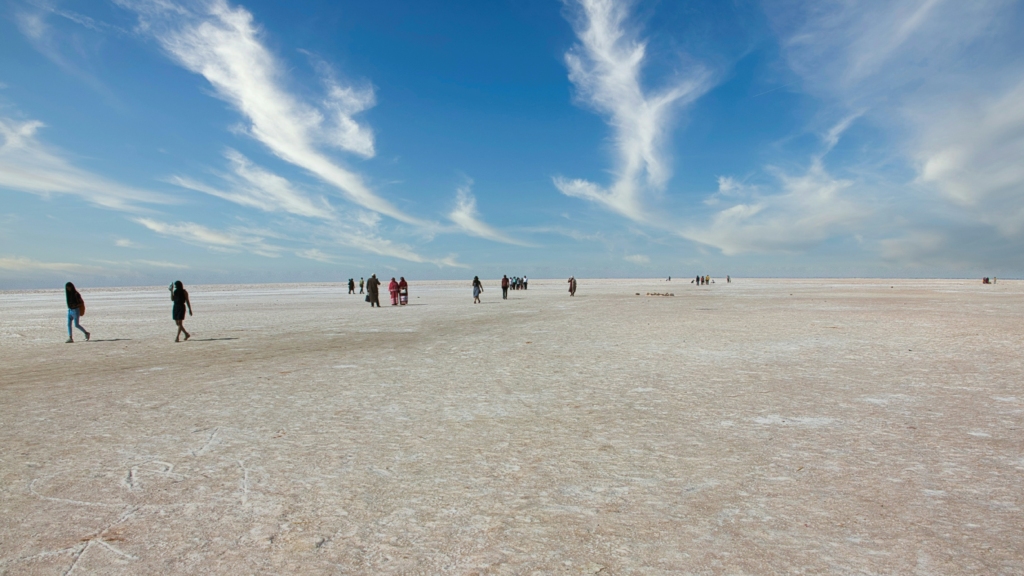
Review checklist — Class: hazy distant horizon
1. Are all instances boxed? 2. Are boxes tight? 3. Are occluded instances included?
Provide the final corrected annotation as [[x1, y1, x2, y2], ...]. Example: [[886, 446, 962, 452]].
[[2, 275, 1017, 292]]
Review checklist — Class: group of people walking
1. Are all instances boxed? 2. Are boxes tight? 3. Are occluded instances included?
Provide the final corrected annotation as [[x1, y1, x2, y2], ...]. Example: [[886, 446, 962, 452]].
[[355, 274, 409, 307], [692, 274, 731, 285], [499, 275, 528, 300], [63, 280, 194, 343]]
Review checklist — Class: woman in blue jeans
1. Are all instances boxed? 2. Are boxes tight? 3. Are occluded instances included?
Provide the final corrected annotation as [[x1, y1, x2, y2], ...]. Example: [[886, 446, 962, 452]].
[[65, 282, 90, 343]]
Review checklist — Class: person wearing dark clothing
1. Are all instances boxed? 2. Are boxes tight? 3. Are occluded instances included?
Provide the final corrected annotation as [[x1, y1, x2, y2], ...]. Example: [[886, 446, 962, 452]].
[[568, 276, 577, 296], [171, 280, 193, 342], [366, 274, 381, 307], [64, 282, 90, 343], [348, 278, 355, 294], [501, 275, 509, 300]]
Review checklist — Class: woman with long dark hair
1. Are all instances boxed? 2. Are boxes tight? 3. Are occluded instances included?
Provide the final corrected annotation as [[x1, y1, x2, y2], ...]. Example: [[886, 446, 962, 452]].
[[171, 280, 192, 342], [64, 282, 90, 343], [472, 276, 483, 304]]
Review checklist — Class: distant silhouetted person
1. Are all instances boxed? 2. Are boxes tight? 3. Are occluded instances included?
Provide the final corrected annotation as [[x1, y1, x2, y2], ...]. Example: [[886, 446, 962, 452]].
[[348, 278, 355, 294], [366, 274, 381, 307], [524, 276, 528, 290], [359, 277, 365, 294], [568, 276, 577, 296], [171, 280, 192, 342], [472, 276, 483, 304], [727, 275, 731, 283], [501, 275, 509, 300], [64, 282, 90, 343], [399, 277, 409, 305]]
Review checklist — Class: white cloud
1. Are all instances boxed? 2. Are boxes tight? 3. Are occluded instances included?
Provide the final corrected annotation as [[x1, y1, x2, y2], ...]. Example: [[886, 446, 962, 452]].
[[878, 232, 944, 261], [435, 254, 469, 269], [0, 117, 172, 211], [295, 248, 335, 263], [555, 0, 711, 222], [170, 149, 334, 219], [523, 226, 604, 242], [136, 259, 189, 269], [134, 217, 282, 257], [14, 6, 121, 98], [115, 238, 138, 248], [915, 79, 1024, 235], [120, 0, 429, 226], [684, 160, 867, 255], [323, 227, 463, 267], [0, 256, 97, 273], [767, 0, 1024, 244], [704, 176, 757, 206], [823, 111, 863, 152], [689, 111, 870, 254], [769, 0, 1010, 101], [448, 184, 533, 246], [624, 254, 650, 265]]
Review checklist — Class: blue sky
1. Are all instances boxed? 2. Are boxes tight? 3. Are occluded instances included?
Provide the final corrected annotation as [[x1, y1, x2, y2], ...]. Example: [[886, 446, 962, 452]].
[[2, 0, 1023, 287]]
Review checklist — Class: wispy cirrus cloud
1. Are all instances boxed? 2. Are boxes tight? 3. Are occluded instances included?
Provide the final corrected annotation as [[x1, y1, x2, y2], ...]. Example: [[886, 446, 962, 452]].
[[914, 79, 1024, 235], [448, 183, 533, 246], [169, 149, 334, 220], [555, 0, 712, 222], [687, 114, 869, 254], [684, 158, 867, 255], [0, 117, 171, 211], [0, 256, 98, 273], [295, 248, 336, 263], [134, 217, 283, 257], [765, 0, 1024, 258], [118, 0, 429, 226], [769, 0, 1011, 101], [322, 226, 469, 268]]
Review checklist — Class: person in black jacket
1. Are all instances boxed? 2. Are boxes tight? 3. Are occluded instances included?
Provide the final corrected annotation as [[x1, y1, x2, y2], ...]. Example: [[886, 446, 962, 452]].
[[171, 280, 193, 342], [64, 282, 90, 343]]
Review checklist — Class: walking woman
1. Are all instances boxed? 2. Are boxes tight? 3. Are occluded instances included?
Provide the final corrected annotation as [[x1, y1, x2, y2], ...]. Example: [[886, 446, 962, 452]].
[[398, 277, 409, 305], [171, 280, 192, 342], [472, 276, 484, 304], [389, 277, 400, 306], [64, 282, 90, 343]]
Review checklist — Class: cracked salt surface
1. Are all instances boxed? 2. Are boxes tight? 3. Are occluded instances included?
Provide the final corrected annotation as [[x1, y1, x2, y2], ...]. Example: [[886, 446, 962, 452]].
[[1, 278, 1023, 574]]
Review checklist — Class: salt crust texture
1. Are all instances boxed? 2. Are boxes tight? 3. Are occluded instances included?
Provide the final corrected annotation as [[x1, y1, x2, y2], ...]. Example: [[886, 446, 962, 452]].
[[1, 278, 1022, 574]]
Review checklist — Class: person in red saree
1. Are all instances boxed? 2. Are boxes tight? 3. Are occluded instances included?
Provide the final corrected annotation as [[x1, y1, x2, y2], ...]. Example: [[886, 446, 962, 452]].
[[398, 277, 409, 305], [388, 277, 400, 306]]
